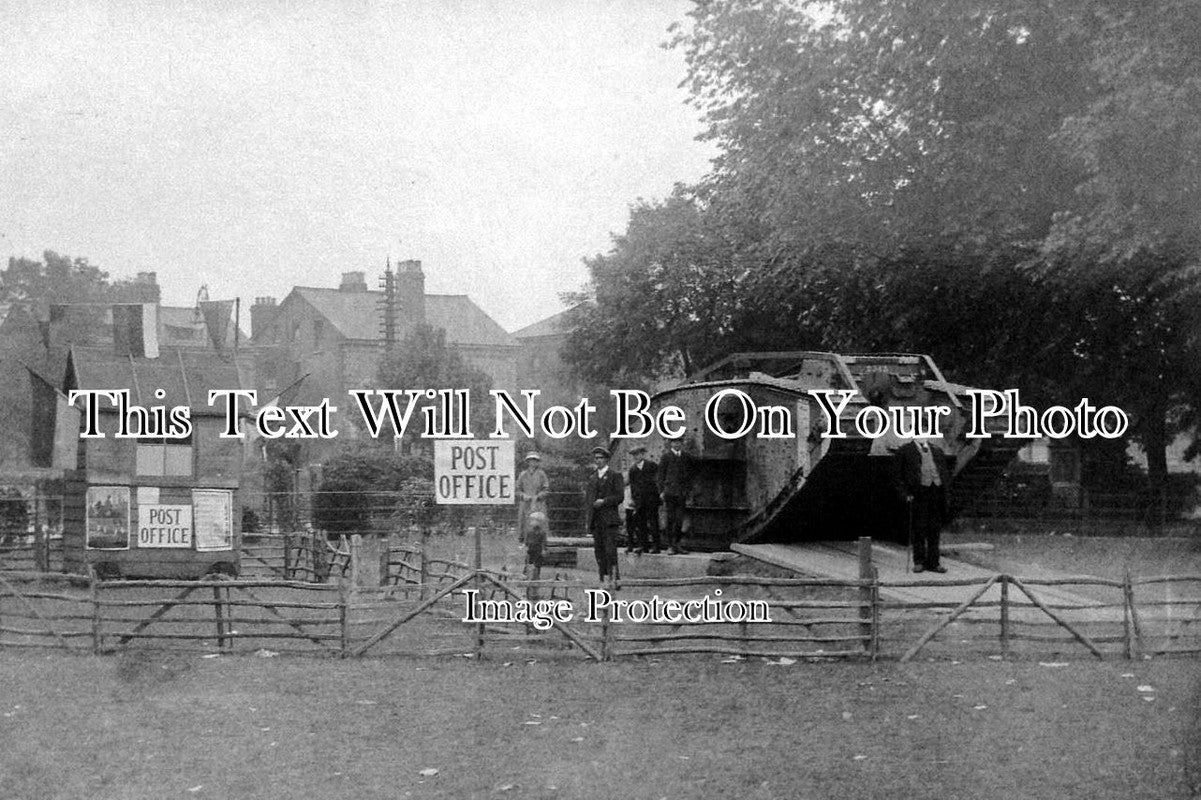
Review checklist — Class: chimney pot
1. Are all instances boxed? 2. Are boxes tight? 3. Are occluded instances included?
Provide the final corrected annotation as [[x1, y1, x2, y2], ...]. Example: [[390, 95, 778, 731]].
[[339, 271, 368, 292]]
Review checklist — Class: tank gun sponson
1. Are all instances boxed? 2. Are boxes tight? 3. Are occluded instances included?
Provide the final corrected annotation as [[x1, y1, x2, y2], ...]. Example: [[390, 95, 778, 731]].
[[609, 352, 1020, 551]]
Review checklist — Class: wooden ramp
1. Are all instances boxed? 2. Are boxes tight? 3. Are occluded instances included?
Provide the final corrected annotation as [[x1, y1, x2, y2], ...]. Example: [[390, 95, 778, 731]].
[[733, 541, 1121, 623]]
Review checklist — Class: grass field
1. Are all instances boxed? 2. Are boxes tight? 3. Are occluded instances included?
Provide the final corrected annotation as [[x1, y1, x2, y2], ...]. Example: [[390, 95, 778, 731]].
[[1, 650, 1199, 800], [942, 531, 1201, 582]]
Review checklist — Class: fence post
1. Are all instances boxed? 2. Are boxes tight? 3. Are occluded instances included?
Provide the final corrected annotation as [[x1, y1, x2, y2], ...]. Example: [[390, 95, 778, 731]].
[[473, 526, 485, 659], [339, 579, 351, 658], [601, 602, 612, 661], [379, 532, 392, 586], [858, 537, 873, 655], [737, 577, 748, 654], [1000, 574, 1010, 660], [283, 531, 293, 580], [89, 566, 102, 655], [870, 565, 880, 661], [419, 529, 430, 601], [35, 523, 49, 572], [1123, 568, 1140, 660], [212, 582, 227, 651]]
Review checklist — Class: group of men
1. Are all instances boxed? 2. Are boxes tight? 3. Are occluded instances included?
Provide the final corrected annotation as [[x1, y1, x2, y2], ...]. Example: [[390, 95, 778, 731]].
[[585, 441, 693, 581], [515, 441, 694, 584], [516, 428, 955, 582]]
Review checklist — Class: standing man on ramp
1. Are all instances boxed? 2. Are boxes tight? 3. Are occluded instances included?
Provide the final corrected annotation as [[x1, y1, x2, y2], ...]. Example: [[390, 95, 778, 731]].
[[585, 446, 624, 584], [626, 444, 662, 554], [657, 438, 693, 554], [894, 437, 953, 573]]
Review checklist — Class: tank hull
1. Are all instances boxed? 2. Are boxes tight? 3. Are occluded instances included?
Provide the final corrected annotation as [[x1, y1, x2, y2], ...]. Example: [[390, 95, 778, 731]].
[[613, 353, 1020, 551]]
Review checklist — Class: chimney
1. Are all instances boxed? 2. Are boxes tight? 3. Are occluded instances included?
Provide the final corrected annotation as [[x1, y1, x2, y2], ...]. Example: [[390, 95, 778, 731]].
[[251, 296, 278, 341], [132, 271, 161, 303], [339, 271, 368, 292], [396, 259, 425, 326]]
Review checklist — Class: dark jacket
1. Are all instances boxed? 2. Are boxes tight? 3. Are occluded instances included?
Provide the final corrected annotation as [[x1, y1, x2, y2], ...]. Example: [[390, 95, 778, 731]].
[[657, 449, 692, 499], [584, 468, 624, 531], [892, 440, 953, 498], [627, 459, 660, 508]]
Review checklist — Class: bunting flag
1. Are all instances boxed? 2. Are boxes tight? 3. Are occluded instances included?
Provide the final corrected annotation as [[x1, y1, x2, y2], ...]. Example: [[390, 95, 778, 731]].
[[199, 299, 235, 352], [112, 303, 159, 358], [24, 364, 80, 470]]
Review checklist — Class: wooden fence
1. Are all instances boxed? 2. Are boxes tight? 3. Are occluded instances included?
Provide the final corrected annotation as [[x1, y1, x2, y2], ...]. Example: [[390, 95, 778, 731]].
[[1, 564, 1197, 662]]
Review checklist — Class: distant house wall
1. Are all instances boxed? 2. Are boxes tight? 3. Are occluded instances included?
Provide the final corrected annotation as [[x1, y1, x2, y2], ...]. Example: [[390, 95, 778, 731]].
[[456, 343, 518, 393], [248, 272, 517, 462]]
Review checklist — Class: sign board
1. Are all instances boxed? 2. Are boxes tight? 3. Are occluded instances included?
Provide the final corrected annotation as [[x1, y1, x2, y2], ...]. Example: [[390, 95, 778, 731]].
[[137, 504, 193, 548], [433, 440, 515, 505], [193, 490, 234, 552]]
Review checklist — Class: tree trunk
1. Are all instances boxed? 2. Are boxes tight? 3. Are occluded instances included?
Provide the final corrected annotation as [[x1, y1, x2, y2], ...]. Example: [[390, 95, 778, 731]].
[[1143, 405, 1169, 530]]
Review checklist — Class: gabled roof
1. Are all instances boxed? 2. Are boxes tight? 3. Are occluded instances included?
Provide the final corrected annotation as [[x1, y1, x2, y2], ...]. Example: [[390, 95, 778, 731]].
[[159, 304, 247, 349], [66, 345, 243, 415], [512, 306, 580, 339], [290, 287, 516, 347]]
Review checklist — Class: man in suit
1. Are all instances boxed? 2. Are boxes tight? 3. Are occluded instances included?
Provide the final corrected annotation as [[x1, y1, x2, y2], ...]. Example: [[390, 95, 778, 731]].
[[657, 439, 692, 554], [585, 446, 624, 582], [625, 444, 662, 554], [893, 437, 954, 573]]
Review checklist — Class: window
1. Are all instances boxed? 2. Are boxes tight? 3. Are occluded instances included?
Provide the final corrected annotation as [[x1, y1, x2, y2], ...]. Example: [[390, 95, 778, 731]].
[[136, 435, 194, 477], [313, 319, 324, 349]]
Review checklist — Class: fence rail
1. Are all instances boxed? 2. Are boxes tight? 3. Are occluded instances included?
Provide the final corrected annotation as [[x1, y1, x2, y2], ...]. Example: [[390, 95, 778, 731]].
[[1, 559, 1198, 662]]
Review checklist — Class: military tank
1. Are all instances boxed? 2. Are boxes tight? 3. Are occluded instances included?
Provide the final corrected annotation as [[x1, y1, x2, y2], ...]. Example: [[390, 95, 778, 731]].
[[615, 352, 1021, 551]]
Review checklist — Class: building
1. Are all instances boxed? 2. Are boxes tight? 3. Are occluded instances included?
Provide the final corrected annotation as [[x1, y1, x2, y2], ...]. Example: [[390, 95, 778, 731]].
[[43, 345, 247, 578], [513, 305, 582, 398], [512, 304, 620, 448], [249, 260, 518, 424]]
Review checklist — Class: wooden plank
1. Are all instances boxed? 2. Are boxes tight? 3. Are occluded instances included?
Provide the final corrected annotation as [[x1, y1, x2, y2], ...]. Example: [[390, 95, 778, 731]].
[[0, 573, 74, 651], [114, 584, 198, 646], [228, 583, 341, 654], [480, 573, 603, 662], [351, 573, 474, 657], [1009, 577, 1104, 659], [900, 575, 1000, 662]]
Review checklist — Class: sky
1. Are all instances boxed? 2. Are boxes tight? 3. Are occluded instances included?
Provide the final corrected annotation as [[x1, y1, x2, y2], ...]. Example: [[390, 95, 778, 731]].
[[1, 0, 717, 331]]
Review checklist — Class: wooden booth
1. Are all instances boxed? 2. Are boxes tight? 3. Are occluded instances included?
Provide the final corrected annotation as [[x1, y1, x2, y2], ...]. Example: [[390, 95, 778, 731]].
[[57, 346, 246, 579]]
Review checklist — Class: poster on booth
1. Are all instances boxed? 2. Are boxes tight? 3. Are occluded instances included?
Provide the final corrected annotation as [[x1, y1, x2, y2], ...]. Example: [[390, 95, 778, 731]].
[[86, 486, 130, 550], [433, 440, 515, 505], [137, 504, 193, 548], [193, 490, 234, 552]]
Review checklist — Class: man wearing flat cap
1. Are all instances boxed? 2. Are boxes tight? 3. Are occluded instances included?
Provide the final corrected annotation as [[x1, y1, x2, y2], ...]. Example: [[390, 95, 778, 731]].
[[626, 444, 662, 554], [515, 451, 549, 545], [657, 438, 693, 554], [584, 445, 623, 582]]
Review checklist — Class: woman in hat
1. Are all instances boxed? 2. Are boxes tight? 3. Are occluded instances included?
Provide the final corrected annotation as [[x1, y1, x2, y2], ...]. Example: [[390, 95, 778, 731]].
[[515, 451, 549, 544]]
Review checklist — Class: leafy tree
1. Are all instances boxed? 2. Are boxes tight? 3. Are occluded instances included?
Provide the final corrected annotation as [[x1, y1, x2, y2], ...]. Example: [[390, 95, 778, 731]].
[[569, 0, 1201, 512], [0, 251, 162, 469], [312, 446, 433, 536], [375, 323, 495, 447], [1, 251, 160, 310]]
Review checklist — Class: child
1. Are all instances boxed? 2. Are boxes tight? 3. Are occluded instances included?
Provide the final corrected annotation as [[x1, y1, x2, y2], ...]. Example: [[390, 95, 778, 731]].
[[524, 510, 549, 583]]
